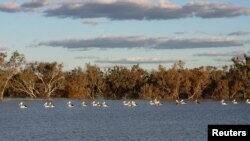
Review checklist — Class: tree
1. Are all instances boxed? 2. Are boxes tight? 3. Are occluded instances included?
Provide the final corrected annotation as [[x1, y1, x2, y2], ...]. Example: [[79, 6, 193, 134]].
[[188, 67, 211, 100], [85, 64, 105, 99], [10, 66, 38, 98], [228, 55, 250, 98], [104, 66, 129, 99], [0, 51, 25, 100], [33, 62, 64, 98], [65, 67, 90, 99]]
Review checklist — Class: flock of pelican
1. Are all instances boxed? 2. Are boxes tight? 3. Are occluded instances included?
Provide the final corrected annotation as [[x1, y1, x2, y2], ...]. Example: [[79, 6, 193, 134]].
[[220, 99, 250, 105], [18, 99, 250, 109]]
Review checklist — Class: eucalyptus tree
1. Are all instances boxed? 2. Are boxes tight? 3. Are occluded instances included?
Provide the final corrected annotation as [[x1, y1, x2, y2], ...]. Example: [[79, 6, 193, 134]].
[[0, 51, 25, 100], [130, 64, 148, 98], [32, 62, 64, 98], [10, 66, 38, 98], [104, 66, 131, 99], [210, 70, 229, 99], [150, 64, 182, 99], [85, 64, 105, 99], [64, 67, 90, 99], [228, 55, 250, 98], [188, 67, 211, 100]]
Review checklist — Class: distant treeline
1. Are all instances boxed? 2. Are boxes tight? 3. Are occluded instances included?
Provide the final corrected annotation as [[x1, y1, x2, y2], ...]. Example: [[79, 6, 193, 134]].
[[0, 51, 249, 100]]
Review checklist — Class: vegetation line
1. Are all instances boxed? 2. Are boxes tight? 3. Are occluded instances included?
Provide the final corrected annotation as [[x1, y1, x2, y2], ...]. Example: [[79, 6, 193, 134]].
[[0, 51, 249, 100]]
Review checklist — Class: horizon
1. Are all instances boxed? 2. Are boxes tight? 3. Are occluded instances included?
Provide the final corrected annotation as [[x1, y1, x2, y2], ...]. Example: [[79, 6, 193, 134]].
[[0, 0, 250, 70]]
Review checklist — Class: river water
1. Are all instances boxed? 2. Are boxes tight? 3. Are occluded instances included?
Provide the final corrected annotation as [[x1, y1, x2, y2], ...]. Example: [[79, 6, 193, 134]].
[[0, 99, 249, 141]]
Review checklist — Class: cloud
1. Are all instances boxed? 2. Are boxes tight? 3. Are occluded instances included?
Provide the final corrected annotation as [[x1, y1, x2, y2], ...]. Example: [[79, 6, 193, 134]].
[[32, 36, 244, 50], [195, 50, 250, 62], [95, 57, 178, 64], [1, 1, 250, 21], [214, 58, 232, 62], [185, 2, 250, 18], [44, 1, 250, 20], [174, 32, 187, 35], [21, 0, 50, 8], [228, 31, 250, 36], [82, 18, 110, 26], [31, 36, 161, 49], [0, 44, 9, 51], [0, 2, 21, 12], [156, 38, 243, 49], [75, 56, 100, 60], [0, 0, 50, 12], [195, 30, 207, 34], [193, 50, 248, 57]]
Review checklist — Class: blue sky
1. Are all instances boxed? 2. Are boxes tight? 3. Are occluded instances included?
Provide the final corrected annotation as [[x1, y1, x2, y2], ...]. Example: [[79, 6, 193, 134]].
[[0, 0, 249, 70]]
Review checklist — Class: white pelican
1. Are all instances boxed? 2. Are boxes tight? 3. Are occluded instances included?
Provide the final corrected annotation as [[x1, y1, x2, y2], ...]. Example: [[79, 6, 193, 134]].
[[49, 102, 54, 108], [19, 102, 27, 109], [131, 101, 137, 107], [246, 99, 250, 104], [149, 100, 155, 106], [180, 99, 187, 105], [221, 99, 227, 105], [154, 99, 162, 106], [123, 101, 129, 106], [82, 101, 88, 107], [92, 101, 101, 107], [44, 102, 50, 108], [127, 101, 134, 107], [102, 102, 108, 107], [67, 101, 74, 108], [175, 99, 180, 105], [232, 99, 238, 104]]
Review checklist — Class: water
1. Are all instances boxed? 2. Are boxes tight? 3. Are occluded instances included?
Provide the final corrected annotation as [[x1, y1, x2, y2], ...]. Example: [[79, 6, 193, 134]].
[[0, 99, 249, 141]]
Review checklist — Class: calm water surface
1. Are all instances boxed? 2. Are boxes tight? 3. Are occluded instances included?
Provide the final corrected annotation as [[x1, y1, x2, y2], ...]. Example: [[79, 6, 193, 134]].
[[0, 99, 249, 141]]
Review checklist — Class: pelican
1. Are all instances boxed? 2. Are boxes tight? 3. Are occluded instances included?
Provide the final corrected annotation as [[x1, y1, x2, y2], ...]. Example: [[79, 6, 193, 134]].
[[127, 101, 134, 107], [131, 101, 137, 107], [149, 100, 155, 106], [44, 102, 50, 108], [19, 102, 27, 109], [82, 101, 88, 107], [67, 101, 74, 108], [180, 99, 187, 105], [175, 99, 180, 105], [246, 99, 250, 104], [221, 99, 227, 105], [123, 101, 129, 106], [232, 99, 238, 104], [92, 101, 101, 107], [102, 102, 108, 107], [153, 99, 162, 106], [49, 102, 54, 108]]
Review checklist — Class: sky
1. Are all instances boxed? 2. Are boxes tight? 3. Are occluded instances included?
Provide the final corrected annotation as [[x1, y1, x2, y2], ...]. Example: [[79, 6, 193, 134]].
[[0, 0, 249, 71]]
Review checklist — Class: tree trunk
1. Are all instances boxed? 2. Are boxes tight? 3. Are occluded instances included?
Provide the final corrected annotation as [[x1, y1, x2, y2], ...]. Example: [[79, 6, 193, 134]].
[[0, 79, 10, 101]]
